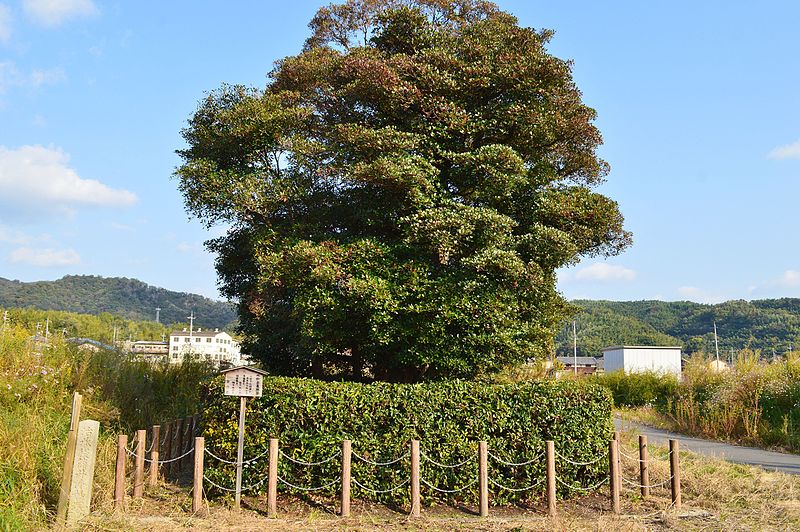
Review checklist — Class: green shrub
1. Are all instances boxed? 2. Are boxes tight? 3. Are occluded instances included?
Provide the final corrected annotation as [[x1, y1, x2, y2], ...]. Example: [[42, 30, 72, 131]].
[[589, 370, 679, 408], [200, 377, 613, 505]]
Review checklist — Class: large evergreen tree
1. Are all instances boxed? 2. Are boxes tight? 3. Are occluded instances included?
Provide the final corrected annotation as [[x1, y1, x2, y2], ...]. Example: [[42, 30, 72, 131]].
[[176, 0, 631, 381]]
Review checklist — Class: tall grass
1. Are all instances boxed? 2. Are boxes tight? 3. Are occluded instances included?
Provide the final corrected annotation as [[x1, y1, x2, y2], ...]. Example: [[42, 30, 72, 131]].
[[0, 324, 213, 530], [594, 351, 800, 451]]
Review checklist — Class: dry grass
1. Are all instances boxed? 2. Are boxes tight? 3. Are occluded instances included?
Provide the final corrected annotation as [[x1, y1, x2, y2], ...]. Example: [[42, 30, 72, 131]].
[[70, 428, 800, 531]]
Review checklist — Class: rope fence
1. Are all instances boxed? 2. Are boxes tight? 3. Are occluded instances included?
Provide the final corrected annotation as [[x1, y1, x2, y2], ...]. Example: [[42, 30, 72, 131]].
[[113, 428, 685, 519]]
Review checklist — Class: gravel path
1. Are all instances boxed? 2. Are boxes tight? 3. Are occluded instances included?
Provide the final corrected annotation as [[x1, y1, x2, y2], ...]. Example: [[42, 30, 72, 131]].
[[615, 416, 800, 475]]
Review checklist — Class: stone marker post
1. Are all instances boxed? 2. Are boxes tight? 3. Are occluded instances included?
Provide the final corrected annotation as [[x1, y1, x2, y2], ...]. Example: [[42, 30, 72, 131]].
[[65, 419, 100, 524]]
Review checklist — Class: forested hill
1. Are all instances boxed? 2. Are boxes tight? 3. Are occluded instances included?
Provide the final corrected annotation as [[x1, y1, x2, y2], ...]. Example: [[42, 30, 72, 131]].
[[0, 275, 236, 329], [556, 299, 800, 357]]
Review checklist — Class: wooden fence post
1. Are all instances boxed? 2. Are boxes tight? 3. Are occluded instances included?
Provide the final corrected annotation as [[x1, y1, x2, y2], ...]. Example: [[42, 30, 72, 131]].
[[114, 434, 127, 511], [546, 440, 556, 516], [639, 435, 649, 498], [341, 440, 351, 517], [267, 438, 278, 518], [410, 440, 420, 518], [193, 437, 204, 515], [609, 439, 620, 514], [670, 439, 681, 510], [172, 418, 184, 476], [162, 421, 172, 479], [478, 441, 488, 517], [133, 429, 146, 498], [149, 425, 160, 486], [56, 392, 82, 522]]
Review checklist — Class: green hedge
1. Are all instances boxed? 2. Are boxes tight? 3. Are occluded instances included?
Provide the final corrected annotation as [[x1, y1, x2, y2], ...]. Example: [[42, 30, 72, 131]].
[[200, 377, 613, 505]]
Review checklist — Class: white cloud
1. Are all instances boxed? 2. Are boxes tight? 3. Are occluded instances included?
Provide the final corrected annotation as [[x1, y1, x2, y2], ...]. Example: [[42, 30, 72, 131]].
[[0, 145, 137, 219], [574, 262, 636, 282], [30, 67, 65, 87], [23, 0, 97, 27], [768, 139, 800, 160], [677, 286, 726, 304], [777, 270, 800, 288], [10, 246, 80, 266], [0, 4, 12, 42], [0, 62, 65, 94]]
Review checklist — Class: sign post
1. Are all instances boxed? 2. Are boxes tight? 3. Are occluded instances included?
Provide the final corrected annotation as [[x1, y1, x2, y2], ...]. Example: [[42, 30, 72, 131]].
[[220, 366, 267, 509]]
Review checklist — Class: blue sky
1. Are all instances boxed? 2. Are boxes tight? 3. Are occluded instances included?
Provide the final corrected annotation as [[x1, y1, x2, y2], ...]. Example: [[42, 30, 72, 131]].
[[1, 1, 799, 304]]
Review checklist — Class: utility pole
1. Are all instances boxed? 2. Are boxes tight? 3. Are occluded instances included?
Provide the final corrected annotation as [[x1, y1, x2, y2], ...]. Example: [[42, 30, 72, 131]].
[[187, 312, 195, 355], [573, 320, 577, 376], [45, 317, 49, 340], [155, 307, 161, 324], [713, 321, 720, 367], [1, 310, 7, 334]]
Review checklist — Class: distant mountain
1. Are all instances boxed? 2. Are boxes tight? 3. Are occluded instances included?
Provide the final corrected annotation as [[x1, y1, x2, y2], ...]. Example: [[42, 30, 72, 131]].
[[557, 299, 800, 357], [0, 275, 236, 329]]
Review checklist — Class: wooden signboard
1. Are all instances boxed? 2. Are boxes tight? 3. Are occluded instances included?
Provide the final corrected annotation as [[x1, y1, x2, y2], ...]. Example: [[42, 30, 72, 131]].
[[223, 367, 265, 398], [219, 366, 268, 509]]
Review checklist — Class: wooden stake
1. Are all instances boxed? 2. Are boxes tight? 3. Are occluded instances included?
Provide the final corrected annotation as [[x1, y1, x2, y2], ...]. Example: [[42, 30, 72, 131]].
[[234, 397, 246, 509], [341, 440, 351, 517], [161, 422, 171, 478], [670, 439, 681, 510], [172, 418, 184, 476], [609, 439, 620, 514], [56, 392, 82, 521], [149, 425, 160, 486], [639, 435, 649, 498], [545, 441, 556, 516], [478, 441, 488, 517], [267, 438, 278, 518], [133, 429, 146, 498], [410, 440, 420, 517], [114, 434, 127, 511], [183, 417, 193, 469], [192, 437, 205, 515]]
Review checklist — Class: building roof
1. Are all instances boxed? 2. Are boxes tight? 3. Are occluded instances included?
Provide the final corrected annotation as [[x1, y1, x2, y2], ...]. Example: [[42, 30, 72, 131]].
[[67, 337, 116, 351], [602, 345, 682, 352], [219, 366, 268, 376], [132, 340, 168, 346], [556, 356, 598, 366], [170, 329, 228, 338]]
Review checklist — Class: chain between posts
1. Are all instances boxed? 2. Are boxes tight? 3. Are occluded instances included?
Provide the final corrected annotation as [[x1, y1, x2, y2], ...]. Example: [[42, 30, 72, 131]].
[[420, 476, 479, 493], [488, 476, 545, 492], [488, 451, 544, 467], [205, 446, 270, 465], [278, 476, 341, 492], [204, 473, 270, 493], [279, 448, 341, 466], [353, 477, 410, 494], [352, 450, 409, 466], [555, 475, 610, 492], [554, 449, 608, 467], [420, 450, 476, 469]]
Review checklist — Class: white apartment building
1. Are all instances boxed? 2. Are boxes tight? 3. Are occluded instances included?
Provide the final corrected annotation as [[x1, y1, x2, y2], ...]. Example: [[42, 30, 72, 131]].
[[169, 328, 242, 366]]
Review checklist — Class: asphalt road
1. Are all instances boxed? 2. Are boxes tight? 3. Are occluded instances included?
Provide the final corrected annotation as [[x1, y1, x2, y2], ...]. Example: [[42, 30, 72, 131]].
[[615, 417, 800, 476]]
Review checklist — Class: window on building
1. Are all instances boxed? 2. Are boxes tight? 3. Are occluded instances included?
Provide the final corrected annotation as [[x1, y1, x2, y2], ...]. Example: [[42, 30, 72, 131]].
[[184, 337, 189, 342], [206, 338, 212, 343], [195, 337, 201, 342]]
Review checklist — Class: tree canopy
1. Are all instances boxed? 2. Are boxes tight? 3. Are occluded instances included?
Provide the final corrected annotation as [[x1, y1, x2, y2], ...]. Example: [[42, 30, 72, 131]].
[[176, 0, 631, 382]]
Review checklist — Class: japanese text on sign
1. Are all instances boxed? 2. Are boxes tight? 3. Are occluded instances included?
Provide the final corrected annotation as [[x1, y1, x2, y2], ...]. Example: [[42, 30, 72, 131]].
[[224, 370, 263, 397]]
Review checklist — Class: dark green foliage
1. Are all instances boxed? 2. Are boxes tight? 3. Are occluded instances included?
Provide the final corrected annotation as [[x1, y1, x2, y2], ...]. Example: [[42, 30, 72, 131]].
[[0, 275, 236, 329], [558, 299, 800, 357], [177, 0, 631, 381], [588, 371, 678, 409], [200, 376, 613, 504]]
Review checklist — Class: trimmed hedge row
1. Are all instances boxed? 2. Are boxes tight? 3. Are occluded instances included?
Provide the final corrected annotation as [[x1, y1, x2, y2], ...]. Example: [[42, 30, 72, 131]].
[[200, 377, 613, 505]]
